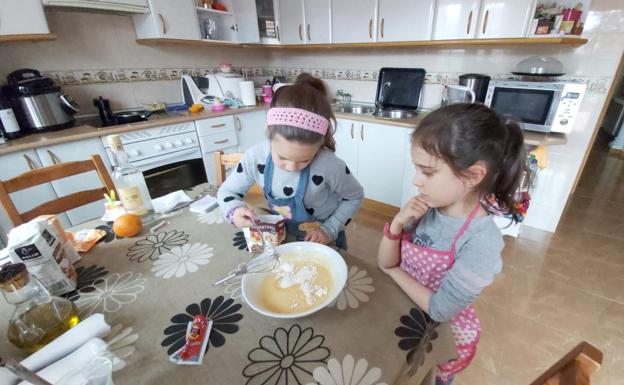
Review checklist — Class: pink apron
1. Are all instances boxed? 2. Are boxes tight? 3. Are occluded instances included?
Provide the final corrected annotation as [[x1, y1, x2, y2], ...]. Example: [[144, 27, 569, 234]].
[[399, 204, 482, 383]]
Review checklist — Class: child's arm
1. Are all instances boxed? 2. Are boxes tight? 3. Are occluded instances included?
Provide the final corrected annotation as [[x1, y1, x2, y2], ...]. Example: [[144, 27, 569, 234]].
[[383, 266, 434, 314], [216, 149, 260, 227], [378, 196, 429, 269]]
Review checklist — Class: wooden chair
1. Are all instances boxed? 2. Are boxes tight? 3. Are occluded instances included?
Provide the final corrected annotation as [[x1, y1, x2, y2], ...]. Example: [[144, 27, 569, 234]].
[[214, 151, 263, 195], [530, 342, 603, 385], [0, 154, 116, 226]]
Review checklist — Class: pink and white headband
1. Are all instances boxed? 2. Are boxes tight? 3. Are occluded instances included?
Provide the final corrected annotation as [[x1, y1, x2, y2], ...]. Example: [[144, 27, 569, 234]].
[[266, 107, 329, 136]]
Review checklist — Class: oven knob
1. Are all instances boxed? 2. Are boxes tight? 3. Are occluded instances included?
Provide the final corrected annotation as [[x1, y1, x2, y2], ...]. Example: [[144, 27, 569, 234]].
[[164, 142, 173, 149], [155, 144, 163, 151], [175, 140, 183, 146], [184, 138, 194, 144], [130, 149, 140, 157], [560, 119, 569, 125]]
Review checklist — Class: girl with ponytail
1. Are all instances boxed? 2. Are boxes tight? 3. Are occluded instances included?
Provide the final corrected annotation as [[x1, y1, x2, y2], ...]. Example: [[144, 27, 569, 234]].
[[218, 73, 364, 248], [378, 103, 527, 384]]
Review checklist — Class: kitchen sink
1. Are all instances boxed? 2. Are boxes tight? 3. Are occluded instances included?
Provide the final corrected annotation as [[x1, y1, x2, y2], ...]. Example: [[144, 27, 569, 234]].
[[333, 105, 376, 114], [372, 109, 418, 120]]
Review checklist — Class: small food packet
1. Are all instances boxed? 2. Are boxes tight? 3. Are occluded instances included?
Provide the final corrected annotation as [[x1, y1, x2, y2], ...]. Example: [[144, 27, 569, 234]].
[[169, 315, 212, 365], [67, 229, 108, 252], [243, 214, 286, 253]]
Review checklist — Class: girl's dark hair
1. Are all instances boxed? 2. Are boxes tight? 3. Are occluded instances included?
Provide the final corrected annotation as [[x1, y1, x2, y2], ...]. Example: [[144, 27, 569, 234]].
[[412, 103, 528, 221], [268, 73, 336, 151]]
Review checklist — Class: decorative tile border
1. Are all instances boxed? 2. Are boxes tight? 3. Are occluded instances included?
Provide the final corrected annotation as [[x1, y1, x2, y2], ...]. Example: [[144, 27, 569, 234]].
[[43, 67, 610, 94]]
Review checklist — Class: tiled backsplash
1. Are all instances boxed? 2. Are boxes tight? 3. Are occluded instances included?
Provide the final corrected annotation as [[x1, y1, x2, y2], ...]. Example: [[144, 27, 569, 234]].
[[45, 66, 611, 94]]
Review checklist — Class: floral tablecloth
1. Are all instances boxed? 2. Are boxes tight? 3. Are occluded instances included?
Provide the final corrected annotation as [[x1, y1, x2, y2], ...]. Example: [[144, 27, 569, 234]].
[[0, 184, 456, 385]]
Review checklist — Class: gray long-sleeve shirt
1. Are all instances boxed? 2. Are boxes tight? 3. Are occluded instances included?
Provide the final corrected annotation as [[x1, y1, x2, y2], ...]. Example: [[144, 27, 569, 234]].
[[405, 209, 504, 322], [217, 141, 364, 240]]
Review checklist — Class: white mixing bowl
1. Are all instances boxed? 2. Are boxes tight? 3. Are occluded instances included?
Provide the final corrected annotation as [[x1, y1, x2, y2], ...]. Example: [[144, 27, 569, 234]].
[[241, 242, 348, 318]]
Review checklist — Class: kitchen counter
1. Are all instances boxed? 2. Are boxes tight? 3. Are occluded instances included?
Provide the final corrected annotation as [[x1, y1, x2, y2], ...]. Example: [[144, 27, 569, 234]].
[[0, 105, 265, 155], [0, 104, 565, 155]]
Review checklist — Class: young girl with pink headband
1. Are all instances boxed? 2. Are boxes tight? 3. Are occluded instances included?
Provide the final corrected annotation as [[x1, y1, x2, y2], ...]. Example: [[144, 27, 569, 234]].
[[217, 73, 364, 248]]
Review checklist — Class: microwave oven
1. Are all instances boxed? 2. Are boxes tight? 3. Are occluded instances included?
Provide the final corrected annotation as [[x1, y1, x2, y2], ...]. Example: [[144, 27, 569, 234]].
[[484, 80, 586, 133]]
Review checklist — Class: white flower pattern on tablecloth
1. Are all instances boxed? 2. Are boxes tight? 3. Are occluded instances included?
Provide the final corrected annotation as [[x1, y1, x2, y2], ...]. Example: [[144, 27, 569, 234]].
[[307, 355, 388, 385], [195, 208, 225, 225], [74, 272, 146, 317], [105, 323, 139, 371], [151, 243, 214, 279], [328, 266, 375, 310]]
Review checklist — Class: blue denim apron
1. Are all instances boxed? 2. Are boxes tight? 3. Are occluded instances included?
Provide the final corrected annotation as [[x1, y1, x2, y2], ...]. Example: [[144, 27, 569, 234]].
[[262, 152, 347, 249]]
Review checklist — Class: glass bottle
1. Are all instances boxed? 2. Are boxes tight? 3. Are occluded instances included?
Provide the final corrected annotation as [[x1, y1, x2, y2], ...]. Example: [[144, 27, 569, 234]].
[[0, 263, 79, 353], [107, 134, 154, 220]]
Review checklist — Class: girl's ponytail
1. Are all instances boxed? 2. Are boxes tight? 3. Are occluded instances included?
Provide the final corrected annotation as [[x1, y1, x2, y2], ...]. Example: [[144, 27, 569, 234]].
[[491, 119, 528, 221]]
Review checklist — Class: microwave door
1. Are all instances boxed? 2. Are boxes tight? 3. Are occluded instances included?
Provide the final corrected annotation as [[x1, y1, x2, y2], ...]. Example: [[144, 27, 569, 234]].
[[489, 87, 557, 132]]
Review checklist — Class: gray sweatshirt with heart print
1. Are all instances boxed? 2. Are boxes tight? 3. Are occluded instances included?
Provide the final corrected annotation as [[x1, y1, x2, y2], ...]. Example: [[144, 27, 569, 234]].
[[217, 141, 364, 241]]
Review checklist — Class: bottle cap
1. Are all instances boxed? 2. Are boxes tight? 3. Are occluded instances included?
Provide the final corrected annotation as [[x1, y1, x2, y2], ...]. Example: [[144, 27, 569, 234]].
[[107, 134, 123, 150], [0, 263, 29, 292]]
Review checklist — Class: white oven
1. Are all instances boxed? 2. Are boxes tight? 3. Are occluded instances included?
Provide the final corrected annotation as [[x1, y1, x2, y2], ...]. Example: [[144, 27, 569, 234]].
[[484, 80, 586, 134], [101, 122, 207, 198]]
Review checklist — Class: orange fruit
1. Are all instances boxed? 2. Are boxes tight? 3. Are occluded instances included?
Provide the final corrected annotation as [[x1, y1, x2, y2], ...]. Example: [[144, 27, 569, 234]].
[[112, 214, 143, 237]]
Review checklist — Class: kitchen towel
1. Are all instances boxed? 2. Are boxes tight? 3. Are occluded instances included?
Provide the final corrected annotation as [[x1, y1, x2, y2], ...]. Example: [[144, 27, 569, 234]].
[[239, 81, 256, 106]]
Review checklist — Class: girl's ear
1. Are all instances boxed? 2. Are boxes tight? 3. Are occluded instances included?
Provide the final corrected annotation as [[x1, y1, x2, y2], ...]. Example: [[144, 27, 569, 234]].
[[463, 161, 488, 189]]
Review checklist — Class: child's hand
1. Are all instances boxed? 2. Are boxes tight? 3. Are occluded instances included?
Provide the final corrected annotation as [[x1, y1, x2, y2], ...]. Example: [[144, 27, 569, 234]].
[[391, 196, 429, 233], [232, 207, 258, 228], [305, 228, 331, 245]]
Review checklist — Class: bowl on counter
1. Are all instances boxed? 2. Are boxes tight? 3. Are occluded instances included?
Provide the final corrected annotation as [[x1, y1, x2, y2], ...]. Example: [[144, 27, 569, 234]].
[[241, 242, 348, 319]]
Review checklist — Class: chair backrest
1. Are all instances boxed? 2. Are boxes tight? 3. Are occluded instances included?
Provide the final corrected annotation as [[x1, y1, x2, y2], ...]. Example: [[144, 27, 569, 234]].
[[530, 342, 603, 385], [214, 151, 244, 187], [214, 151, 263, 195], [0, 154, 116, 226]]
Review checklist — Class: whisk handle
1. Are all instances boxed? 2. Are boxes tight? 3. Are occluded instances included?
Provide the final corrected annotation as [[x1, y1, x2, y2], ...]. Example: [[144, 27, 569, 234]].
[[213, 273, 237, 286]]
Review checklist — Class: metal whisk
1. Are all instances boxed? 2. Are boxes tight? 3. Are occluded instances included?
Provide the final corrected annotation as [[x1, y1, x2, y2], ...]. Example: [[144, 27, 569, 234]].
[[213, 221, 281, 286]]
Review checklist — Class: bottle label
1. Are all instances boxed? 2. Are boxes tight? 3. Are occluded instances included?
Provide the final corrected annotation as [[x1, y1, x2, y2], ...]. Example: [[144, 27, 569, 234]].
[[118, 186, 147, 215], [0, 108, 20, 133]]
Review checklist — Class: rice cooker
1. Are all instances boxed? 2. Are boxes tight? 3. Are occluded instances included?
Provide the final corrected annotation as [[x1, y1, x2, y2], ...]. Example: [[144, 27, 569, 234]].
[[2, 69, 79, 133]]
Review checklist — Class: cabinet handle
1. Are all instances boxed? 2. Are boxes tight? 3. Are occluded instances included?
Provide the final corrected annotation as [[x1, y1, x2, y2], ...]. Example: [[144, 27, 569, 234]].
[[368, 18, 373, 39], [23, 154, 37, 171], [158, 13, 167, 35], [214, 139, 230, 144], [350, 123, 354, 139], [307, 24, 311, 41], [466, 10, 473, 35], [381, 18, 385, 39], [482, 10, 489, 35], [211, 123, 226, 128], [235, 116, 242, 131], [47, 150, 62, 165], [298, 24, 303, 41], [276, 25, 280, 41], [360, 124, 364, 141]]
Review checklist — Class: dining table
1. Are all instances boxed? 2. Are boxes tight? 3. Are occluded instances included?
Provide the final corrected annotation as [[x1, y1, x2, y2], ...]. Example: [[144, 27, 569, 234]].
[[0, 184, 456, 385]]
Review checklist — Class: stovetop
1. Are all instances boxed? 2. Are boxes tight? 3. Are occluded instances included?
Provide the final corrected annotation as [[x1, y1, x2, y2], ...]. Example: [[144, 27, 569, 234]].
[[75, 110, 186, 129]]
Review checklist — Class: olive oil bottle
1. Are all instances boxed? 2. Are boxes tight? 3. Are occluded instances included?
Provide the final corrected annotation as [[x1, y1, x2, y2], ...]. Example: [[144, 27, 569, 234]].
[[0, 263, 79, 353]]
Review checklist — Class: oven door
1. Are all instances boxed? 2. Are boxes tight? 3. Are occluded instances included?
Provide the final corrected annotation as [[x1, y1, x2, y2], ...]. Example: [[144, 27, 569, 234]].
[[488, 86, 561, 132], [130, 147, 207, 198]]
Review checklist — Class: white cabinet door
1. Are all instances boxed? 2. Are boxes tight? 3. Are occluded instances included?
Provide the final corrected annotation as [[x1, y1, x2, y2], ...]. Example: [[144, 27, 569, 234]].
[[476, 0, 534, 38], [232, 0, 261, 43], [35, 138, 113, 226], [236, 110, 267, 152], [0, 150, 69, 240], [357, 122, 407, 206], [378, 0, 435, 42], [334, 119, 359, 176], [331, 0, 377, 43], [0, 0, 50, 35], [433, 0, 481, 40], [133, 0, 200, 39], [303, 0, 331, 44], [277, 0, 305, 44]]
